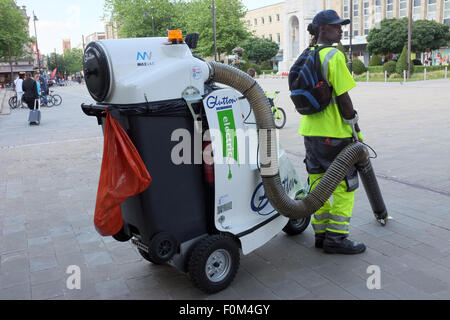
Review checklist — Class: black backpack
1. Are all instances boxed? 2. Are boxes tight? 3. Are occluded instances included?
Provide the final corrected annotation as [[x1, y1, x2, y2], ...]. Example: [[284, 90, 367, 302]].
[[288, 45, 337, 115]]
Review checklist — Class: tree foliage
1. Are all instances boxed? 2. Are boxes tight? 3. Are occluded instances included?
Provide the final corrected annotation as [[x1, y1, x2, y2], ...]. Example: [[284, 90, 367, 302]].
[[369, 55, 382, 66], [240, 37, 279, 64], [383, 60, 397, 76], [336, 42, 348, 63], [396, 45, 414, 75], [46, 49, 83, 75], [104, 0, 250, 58], [183, 0, 250, 58], [367, 18, 450, 55], [350, 58, 367, 75], [0, 0, 31, 59], [104, 0, 187, 38]]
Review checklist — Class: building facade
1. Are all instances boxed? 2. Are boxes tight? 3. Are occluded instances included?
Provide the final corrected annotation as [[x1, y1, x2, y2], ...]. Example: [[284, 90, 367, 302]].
[[246, 0, 450, 72], [85, 32, 107, 45], [105, 21, 120, 40], [62, 39, 72, 53]]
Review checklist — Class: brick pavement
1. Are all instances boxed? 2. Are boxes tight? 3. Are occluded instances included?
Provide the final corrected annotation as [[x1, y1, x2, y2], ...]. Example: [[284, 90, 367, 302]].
[[0, 80, 449, 300]]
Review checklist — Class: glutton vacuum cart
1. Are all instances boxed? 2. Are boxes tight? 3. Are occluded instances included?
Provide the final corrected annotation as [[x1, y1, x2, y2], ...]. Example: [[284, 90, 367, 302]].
[[81, 31, 388, 293]]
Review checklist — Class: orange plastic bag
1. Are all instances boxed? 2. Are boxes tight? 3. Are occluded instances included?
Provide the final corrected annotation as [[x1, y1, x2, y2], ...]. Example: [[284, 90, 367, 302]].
[[94, 110, 152, 236]]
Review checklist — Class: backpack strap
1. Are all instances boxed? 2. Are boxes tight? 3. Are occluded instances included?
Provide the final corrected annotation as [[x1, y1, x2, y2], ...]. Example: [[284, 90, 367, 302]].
[[321, 48, 339, 86]]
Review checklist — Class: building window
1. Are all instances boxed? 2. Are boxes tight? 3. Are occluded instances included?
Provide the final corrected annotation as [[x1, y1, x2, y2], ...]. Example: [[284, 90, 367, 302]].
[[444, 0, 450, 25], [399, 0, 407, 17], [374, 0, 382, 23], [277, 33, 281, 43], [276, 14, 280, 21], [325, 0, 331, 10], [363, 0, 370, 35], [269, 15, 272, 23], [427, 0, 437, 20], [343, 0, 349, 38], [254, 18, 257, 25], [353, 1, 359, 36], [386, 0, 394, 18], [413, 0, 421, 21], [261, 17, 264, 24]]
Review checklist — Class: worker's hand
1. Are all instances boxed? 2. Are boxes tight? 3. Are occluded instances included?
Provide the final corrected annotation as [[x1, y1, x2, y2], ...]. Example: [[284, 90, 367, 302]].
[[357, 131, 364, 143]]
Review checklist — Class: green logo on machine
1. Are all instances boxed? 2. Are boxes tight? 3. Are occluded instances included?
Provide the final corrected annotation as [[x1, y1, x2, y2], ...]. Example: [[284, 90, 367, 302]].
[[217, 107, 238, 180]]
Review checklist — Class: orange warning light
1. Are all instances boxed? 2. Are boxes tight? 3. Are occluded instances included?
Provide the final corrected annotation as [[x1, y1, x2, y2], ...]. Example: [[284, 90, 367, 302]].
[[168, 30, 184, 43]]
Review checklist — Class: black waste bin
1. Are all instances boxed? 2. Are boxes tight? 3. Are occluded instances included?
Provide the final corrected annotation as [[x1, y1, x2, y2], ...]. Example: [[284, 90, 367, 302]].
[[82, 99, 210, 264]]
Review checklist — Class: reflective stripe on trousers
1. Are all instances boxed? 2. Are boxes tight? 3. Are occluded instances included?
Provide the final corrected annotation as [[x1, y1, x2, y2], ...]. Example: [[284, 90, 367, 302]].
[[309, 173, 356, 234]]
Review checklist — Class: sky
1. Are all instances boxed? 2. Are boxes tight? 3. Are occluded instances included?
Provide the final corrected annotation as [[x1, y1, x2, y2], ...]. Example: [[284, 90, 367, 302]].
[[16, 0, 281, 55]]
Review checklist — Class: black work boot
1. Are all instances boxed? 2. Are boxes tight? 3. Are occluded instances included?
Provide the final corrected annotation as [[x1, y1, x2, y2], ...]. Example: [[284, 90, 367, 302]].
[[314, 234, 325, 248], [323, 231, 366, 254]]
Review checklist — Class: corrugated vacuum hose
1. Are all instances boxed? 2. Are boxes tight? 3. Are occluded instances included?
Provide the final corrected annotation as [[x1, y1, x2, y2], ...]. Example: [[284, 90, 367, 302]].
[[207, 62, 388, 224]]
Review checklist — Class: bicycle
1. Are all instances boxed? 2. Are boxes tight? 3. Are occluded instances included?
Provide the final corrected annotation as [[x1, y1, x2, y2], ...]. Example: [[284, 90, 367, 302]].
[[265, 91, 286, 129], [48, 90, 62, 106]]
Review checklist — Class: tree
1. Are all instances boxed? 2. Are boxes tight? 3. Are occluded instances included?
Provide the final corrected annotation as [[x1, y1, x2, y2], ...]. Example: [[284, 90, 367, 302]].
[[104, 0, 188, 38], [366, 18, 408, 55], [411, 20, 450, 53], [0, 0, 31, 60], [396, 44, 414, 75], [64, 49, 83, 74], [184, 0, 250, 58], [367, 18, 450, 55], [240, 37, 279, 64]]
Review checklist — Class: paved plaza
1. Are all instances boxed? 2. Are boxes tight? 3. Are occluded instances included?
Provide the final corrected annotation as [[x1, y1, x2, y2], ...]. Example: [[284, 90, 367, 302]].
[[0, 78, 449, 300]]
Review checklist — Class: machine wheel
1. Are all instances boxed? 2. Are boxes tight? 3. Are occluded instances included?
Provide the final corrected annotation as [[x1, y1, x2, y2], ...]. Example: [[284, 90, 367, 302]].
[[112, 227, 132, 242], [273, 107, 286, 129], [9, 96, 17, 109], [188, 234, 240, 294], [52, 94, 62, 106], [138, 248, 166, 265], [144, 232, 177, 264], [282, 216, 311, 236]]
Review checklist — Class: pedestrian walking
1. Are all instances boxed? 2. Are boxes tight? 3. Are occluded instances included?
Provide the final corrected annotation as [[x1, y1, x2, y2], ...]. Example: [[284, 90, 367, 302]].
[[14, 74, 24, 107], [300, 10, 366, 254], [22, 72, 38, 110]]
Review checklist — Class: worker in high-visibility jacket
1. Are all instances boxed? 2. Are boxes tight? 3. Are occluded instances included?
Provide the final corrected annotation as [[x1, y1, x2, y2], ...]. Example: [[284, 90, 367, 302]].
[[301, 10, 366, 254]]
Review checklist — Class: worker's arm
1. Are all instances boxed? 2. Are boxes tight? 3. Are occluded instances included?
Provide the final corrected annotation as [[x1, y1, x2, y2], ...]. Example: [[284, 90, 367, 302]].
[[337, 92, 360, 133]]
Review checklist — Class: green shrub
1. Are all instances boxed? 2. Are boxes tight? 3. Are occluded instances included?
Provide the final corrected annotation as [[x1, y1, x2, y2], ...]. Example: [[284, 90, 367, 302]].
[[383, 60, 397, 75], [369, 55, 383, 66], [260, 61, 271, 70], [368, 66, 383, 73], [250, 64, 261, 75], [389, 73, 402, 79], [415, 65, 447, 72], [261, 70, 277, 74], [349, 58, 367, 75], [396, 45, 414, 75]]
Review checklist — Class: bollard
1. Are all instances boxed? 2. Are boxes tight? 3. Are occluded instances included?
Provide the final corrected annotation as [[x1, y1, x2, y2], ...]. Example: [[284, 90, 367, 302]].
[[446, 66, 448, 79], [367, 70, 369, 82], [403, 70, 406, 83], [352, 71, 354, 78], [424, 68, 427, 81], [385, 70, 387, 83]]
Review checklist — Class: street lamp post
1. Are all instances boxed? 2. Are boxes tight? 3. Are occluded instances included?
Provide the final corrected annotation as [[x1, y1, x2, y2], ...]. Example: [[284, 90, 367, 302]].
[[349, 0, 353, 73], [33, 11, 41, 71], [407, 0, 413, 79], [209, 0, 217, 61]]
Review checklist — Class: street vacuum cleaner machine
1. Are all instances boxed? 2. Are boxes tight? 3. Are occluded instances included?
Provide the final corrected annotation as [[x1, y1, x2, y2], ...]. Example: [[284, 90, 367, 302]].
[[82, 31, 388, 293]]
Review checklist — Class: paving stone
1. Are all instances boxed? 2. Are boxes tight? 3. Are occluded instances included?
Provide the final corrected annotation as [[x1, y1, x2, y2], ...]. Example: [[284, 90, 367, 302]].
[[345, 283, 398, 300], [396, 270, 450, 294], [29, 254, 58, 273], [266, 279, 310, 300], [83, 251, 113, 267], [31, 279, 65, 300], [95, 278, 131, 299], [30, 267, 65, 286], [0, 251, 29, 273], [0, 269, 30, 289], [0, 283, 31, 299], [384, 279, 439, 300]]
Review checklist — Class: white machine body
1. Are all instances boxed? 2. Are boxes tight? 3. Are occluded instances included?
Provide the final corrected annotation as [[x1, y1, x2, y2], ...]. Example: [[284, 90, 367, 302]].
[[92, 37, 209, 104], [203, 88, 304, 255]]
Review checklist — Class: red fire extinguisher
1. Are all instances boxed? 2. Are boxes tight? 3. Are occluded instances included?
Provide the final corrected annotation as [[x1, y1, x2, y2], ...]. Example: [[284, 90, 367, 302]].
[[203, 141, 214, 184]]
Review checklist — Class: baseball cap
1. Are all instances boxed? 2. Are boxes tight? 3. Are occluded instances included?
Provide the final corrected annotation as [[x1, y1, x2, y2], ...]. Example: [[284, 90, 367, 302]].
[[312, 10, 350, 27]]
